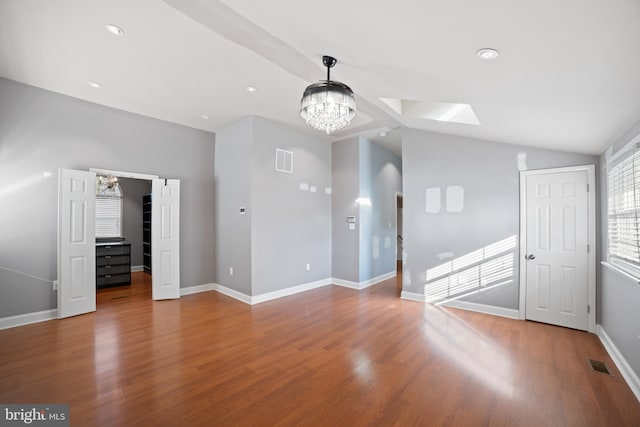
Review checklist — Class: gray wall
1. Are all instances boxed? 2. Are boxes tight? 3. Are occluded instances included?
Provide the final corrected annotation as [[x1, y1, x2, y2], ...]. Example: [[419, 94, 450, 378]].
[[331, 137, 402, 283], [214, 117, 253, 295], [120, 177, 151, 267], [331, 138, 361, 282], [401, 128, 597, 309], [0, 77, 215, 318], [359, 139, 402, 281], [598, 118, 640, 379], [214, 116, 331, 296], [251, 117, 332, 294]]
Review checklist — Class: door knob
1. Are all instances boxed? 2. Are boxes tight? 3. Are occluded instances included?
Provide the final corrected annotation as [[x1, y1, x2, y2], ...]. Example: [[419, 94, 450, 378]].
[[525, 254, 536, 260]]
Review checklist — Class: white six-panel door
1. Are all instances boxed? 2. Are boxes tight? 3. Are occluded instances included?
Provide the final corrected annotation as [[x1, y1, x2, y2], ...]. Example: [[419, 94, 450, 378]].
[[151, 179, 180, 300], [522, 168, 593, 331], [58, 169, 96, 318]]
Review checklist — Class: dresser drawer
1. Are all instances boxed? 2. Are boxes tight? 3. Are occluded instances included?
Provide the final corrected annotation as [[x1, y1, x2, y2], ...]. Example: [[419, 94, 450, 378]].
[[97, 273, 131, 287], [97, 264, 130, 276], [96, 245, 131, 256], [96, 255, 130, 266]]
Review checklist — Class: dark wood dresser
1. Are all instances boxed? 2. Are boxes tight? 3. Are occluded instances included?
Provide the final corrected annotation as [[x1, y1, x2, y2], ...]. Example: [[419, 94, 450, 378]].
[[96, 242, 131, 288]]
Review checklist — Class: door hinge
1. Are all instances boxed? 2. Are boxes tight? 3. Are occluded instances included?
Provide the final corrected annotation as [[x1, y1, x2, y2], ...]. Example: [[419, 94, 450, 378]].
[[588, 305, 591, 314], [587, 244, 590, 253], [587, 184, 590, 192]]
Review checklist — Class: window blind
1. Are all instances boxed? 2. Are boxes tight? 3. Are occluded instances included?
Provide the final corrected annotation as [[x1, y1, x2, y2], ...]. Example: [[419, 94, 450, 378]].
[[96, 197, 122, 238], [608, 143, 640, 276]]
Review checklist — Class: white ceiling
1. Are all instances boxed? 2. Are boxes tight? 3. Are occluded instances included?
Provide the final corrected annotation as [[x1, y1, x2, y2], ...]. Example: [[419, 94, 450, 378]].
[[1, 0, 639, 155]]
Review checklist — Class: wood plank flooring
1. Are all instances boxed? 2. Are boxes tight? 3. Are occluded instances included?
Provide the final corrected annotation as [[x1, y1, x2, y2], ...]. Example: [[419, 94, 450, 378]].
[[1, 272, 639, 426]]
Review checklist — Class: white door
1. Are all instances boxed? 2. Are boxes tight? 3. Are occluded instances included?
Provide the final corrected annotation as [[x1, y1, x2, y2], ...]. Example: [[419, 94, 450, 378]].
[[151, 179, 180, 299], [522, 169, 591, 330], [58, 169, 96, 318]]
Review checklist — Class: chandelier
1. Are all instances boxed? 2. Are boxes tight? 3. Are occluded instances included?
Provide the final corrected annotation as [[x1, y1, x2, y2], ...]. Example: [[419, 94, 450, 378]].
[[96, 175, 122, 198], [300, 56, 356, 134]]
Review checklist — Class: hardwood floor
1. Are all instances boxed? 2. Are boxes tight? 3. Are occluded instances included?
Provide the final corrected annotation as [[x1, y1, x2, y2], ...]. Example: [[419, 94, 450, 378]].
[[1, 272, 639, 426]]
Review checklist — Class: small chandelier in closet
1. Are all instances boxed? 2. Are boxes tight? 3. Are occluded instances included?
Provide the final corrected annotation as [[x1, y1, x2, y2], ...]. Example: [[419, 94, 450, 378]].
[[96, 175, 121, 197]]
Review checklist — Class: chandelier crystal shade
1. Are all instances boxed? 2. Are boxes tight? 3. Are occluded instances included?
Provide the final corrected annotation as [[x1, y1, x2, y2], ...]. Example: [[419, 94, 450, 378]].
[[300, 56, 356, 134]]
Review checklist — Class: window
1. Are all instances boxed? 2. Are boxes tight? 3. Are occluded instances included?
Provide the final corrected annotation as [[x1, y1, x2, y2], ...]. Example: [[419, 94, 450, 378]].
[[607, 141, 640, 277], [95, 176, 123, 239]]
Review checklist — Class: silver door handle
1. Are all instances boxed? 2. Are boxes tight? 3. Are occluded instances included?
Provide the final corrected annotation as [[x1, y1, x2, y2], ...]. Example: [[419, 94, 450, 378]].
[[525, 254, 535, 260]]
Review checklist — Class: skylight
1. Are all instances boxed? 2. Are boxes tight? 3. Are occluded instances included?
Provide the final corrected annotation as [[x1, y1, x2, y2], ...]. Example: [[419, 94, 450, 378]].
[[380, 98, 481, 126]]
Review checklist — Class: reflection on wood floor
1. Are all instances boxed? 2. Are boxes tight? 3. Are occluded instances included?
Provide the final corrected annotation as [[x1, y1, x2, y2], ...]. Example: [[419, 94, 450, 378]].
[[1, 271, 639, 426], [97, 271, 151, 304]]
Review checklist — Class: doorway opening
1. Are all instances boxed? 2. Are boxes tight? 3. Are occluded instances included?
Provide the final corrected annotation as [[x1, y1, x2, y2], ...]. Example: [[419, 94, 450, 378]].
[[96, 176, 152, 306]]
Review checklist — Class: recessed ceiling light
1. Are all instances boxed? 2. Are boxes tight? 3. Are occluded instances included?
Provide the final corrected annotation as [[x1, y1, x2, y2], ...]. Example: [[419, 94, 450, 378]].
[[105, 24, 124, 36], [476, 48, 499, 60], [378, 131, 387, 137], [246, 86, 257, 92], [201, 115, 209, 120], [88, 81, 102, 89]]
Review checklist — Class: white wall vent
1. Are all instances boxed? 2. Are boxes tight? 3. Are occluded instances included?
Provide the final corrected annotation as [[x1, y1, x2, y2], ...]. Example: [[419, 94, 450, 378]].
[[275, 148, 293, 173]]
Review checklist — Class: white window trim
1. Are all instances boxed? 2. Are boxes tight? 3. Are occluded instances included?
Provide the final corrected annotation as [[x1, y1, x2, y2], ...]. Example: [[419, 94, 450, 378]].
[[601, 261, 640, 285], [605, 135, 640, 281]]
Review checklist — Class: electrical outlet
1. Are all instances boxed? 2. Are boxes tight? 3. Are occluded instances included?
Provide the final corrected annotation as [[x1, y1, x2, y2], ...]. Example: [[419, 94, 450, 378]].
[[306, 263, 311, 271], [229, 267, 234, 276], [52, 280, 58, 291]]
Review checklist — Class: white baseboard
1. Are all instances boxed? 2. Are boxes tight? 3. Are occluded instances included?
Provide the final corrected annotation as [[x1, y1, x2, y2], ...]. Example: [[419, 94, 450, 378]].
[[332, 271, 396, 290], [212, 274, 393, 305], [213, 283, 252, 304], [180, 283, 216, 296], [597, 325, 640, 402], [439, 299, 520, 319], [400, 291, 520, 320], [400, 291, 426, 302], [251, 278, 332, 304], [0, 309, 57, 330], [332, 278, 359, 289], [359, 271, 396, 289], [131, 265, 144, 273]]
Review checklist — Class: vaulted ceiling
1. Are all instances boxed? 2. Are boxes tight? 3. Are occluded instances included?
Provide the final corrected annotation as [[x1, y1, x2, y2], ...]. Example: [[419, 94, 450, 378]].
[[1, 0, 639, 155]]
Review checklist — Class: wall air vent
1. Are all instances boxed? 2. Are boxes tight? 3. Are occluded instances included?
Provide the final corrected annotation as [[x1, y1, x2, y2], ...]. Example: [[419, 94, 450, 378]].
[[275, 148, 293, 173]]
